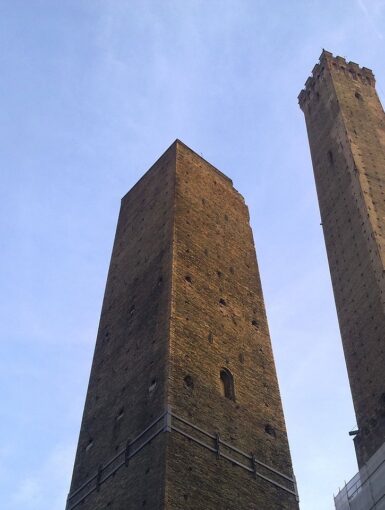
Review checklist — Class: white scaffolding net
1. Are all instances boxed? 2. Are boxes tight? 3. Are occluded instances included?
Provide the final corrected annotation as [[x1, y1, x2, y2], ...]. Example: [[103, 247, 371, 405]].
[[334, 441, 385, 510]]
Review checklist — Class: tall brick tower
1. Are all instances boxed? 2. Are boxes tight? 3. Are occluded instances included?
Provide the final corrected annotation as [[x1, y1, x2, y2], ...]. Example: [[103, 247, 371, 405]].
[[299, 51, 385, 470], [66, 140, 299, 509]]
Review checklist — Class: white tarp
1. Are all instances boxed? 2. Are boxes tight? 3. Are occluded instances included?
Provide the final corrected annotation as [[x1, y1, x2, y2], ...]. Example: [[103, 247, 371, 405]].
[[335, 441, 385, 510]]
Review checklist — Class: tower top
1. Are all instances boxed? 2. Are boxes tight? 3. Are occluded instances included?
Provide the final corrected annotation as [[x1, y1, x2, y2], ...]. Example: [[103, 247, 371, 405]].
[[298, 50, 375, 109]]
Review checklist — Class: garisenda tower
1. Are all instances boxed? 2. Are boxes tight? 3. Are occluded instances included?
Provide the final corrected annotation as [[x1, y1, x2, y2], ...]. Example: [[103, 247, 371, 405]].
[[65, 140, 300, 509], [299, 51, 385, 509]]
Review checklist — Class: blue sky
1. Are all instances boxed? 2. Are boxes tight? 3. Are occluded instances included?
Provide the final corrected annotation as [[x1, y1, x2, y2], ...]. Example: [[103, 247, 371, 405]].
[[1, 1, 385, 509]]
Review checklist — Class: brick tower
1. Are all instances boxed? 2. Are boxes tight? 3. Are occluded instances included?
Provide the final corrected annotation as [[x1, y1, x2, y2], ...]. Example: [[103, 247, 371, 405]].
[[66, 140, 299, 509], [299, 51, 385, 469]]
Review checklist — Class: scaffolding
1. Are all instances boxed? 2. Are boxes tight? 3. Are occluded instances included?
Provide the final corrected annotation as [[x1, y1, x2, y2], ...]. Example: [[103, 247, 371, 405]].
[[334, 441, 385, 510]]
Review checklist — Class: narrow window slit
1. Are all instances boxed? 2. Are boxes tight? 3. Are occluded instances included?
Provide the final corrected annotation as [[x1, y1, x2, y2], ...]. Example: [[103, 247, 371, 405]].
[[220, 368, 235, 401]]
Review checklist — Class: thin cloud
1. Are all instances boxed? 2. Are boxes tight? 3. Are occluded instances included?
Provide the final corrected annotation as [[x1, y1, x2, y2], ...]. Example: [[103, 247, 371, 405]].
[[11, 444, 75, 510], [356, 0, 384, 38]]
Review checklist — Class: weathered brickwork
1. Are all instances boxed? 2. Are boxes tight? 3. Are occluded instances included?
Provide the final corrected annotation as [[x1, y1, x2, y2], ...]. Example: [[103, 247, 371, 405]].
[[67, 144, 176, 509], [299, 51, 385, 467], [66, 140, 299, 509]]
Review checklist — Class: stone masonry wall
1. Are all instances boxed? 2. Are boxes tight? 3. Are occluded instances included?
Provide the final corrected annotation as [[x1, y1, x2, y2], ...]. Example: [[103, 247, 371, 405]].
[[299, 51, 385, 466], [67, 144, 176, 509], [67, 141, 299, 509], [166, 141, 299, 509]]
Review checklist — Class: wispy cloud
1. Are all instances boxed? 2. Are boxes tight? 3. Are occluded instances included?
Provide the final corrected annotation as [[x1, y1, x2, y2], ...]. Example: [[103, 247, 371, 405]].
[[356, 0, 385, 38], [11, 444, 75, 510]]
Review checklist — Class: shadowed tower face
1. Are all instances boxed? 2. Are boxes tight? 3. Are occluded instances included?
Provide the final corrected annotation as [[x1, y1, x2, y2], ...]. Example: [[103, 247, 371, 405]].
[[299, 51, 385, 467], [66, 140, 299, 509]]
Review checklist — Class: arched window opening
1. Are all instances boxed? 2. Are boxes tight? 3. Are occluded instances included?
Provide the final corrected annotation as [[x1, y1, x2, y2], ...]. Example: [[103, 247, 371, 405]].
[[220, 368, 235, 401]]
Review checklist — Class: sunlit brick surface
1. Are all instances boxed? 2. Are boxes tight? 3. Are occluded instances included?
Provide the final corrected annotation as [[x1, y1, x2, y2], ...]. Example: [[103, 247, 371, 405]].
[[300, 51, 385, 467], [67, 141, 299, 509]]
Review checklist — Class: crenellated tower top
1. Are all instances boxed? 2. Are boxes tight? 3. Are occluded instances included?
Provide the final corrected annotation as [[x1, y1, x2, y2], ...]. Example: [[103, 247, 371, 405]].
[[298, 49, 375, 109]]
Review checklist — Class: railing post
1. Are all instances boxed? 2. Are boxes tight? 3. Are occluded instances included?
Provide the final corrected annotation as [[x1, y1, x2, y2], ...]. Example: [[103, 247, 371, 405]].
[[164, 405, 172, 432], [251, 453, 257, 479], [215, 433, 221, 459], [344, 480, 352, 509], [364, 464, 376, 507], [96, 465, 103, 492], [125, 438, 131, 467], [293, 474, 300, 503]]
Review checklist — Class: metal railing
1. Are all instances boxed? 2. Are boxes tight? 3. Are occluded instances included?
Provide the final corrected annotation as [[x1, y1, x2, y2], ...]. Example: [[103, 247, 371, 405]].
[[66, 412, 167, 509], [170, 412, 298, 499], [66, 407, 299, 509]]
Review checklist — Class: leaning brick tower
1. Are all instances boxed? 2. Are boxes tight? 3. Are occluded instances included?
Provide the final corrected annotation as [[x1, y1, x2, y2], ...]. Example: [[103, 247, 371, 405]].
[[65, 140, 299, 509], [299, 51, 385, 468]]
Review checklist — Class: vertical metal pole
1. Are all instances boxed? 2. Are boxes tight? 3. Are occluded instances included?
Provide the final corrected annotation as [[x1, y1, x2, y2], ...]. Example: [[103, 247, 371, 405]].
[[365, 464, 376, 507], [215, 433, 220, 459], [125, 438, 131, 467], [293, 474, 300, 503], [164, 405, 172, 432], [96, 465, 103, 492], [344, 480, 352, 509], [251, 453, 257, 479]]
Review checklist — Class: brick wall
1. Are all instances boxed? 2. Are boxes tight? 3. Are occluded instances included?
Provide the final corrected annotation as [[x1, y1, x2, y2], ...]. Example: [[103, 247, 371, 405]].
[[299, 51, 385, 466], [66, 140, 299, 509], [167, 142, 297, 508]]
